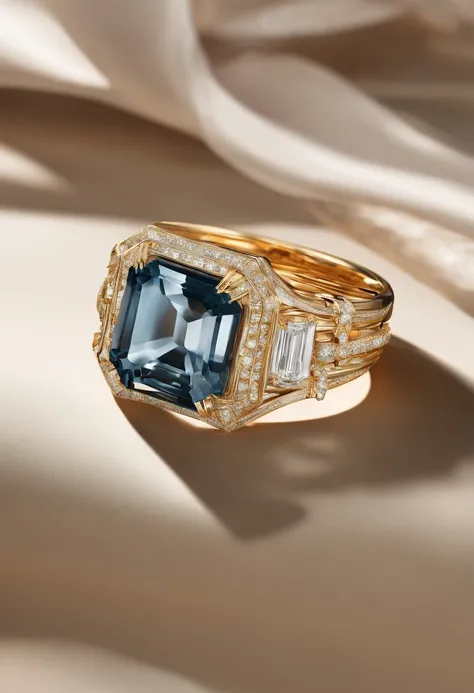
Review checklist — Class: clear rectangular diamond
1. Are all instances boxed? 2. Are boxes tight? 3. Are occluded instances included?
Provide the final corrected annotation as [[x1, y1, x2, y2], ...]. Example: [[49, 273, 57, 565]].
[[270, 321, 315, 387]]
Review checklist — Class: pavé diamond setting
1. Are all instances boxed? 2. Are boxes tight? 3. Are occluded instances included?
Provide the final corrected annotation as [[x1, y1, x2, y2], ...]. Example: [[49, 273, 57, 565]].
[[94, 222, 393, 430]]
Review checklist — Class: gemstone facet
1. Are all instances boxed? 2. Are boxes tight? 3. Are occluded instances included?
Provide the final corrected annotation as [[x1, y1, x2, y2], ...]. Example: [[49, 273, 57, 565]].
[[110, 258, 242, 409], [270, 321, 316, 387]]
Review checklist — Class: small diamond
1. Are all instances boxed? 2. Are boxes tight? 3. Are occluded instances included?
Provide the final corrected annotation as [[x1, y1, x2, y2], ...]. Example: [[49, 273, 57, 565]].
[[247, 338, 257, 350], [317, 343, 334, 361], [242, 354, 252, 368], [340, 313, 351, 326], [220, 408, 232, 422]]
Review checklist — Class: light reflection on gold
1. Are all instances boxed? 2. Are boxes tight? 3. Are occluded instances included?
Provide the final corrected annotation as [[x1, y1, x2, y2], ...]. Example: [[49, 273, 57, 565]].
[[174, 373, 371, 429]]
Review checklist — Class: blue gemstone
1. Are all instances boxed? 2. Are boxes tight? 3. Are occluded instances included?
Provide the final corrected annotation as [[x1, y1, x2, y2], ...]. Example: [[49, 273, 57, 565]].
[[110, 257, 242, 409]]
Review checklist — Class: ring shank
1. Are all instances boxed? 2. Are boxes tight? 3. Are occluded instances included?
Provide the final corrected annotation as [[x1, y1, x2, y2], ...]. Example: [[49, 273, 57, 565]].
[[158, 222, 393, 317]]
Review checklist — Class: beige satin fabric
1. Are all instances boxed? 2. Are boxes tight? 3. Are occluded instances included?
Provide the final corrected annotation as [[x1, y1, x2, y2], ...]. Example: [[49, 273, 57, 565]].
[[1, 4, 474, 693], [1, 0, 473, 306]]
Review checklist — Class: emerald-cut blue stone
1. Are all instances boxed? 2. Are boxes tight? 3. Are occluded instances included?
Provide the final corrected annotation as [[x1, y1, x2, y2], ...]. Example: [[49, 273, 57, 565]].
[[110, 257, 242, 409]]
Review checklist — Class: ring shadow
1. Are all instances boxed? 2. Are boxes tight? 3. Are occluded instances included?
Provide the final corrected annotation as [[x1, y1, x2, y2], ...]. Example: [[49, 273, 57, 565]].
[[1, 337, 473, 693], [118, 336, 474, 541]]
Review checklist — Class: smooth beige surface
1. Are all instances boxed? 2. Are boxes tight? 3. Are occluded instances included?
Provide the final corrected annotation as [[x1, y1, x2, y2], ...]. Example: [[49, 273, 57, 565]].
[[1, 92, 474, 693]]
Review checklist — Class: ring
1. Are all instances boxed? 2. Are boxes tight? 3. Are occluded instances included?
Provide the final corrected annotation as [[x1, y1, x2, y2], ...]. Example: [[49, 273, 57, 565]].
[[94, 222, 393, 431]]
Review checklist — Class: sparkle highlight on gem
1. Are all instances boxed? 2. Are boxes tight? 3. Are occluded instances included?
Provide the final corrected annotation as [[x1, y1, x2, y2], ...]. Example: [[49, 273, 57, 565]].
[[110, 257, 242, 409]]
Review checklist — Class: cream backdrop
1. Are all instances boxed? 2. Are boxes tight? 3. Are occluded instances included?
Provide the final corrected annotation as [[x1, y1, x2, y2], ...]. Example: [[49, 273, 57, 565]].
[[1, 2, 474, 693]]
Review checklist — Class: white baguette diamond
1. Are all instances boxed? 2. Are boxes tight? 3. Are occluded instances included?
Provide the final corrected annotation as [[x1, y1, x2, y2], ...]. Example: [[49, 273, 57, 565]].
[[271, 321, 315, 387]]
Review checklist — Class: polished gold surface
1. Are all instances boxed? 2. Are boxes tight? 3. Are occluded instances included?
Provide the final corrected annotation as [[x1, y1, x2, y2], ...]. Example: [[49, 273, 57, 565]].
[[94, 222, 393, 430], [159, 222, 394, 313]]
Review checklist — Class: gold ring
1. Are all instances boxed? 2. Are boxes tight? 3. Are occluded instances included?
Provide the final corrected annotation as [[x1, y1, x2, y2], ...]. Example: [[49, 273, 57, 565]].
[[94, 222, 393, 431]]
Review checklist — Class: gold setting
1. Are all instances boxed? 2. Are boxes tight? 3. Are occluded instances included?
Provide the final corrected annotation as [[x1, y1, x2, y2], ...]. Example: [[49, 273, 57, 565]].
[[94, 222, 393, 431]]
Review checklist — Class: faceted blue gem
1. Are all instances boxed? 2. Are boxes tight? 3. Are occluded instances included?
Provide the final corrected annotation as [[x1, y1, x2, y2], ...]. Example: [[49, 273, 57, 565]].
[[110, 257, 242, 409]]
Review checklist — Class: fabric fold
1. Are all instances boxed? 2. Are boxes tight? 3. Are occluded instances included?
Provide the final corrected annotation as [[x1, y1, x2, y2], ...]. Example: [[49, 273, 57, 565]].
[[1, 0, 473, 305]]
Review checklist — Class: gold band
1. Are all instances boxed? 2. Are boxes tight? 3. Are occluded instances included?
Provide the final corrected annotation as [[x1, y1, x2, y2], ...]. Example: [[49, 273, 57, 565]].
[[94, 222, 393, 430], [162, 222, 393, 314]]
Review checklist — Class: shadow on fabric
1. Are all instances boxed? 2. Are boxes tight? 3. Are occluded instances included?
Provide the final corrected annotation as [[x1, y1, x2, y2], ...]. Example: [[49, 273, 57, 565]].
[[118, 336, 474, 539]]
